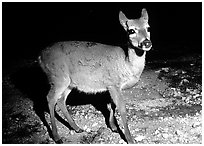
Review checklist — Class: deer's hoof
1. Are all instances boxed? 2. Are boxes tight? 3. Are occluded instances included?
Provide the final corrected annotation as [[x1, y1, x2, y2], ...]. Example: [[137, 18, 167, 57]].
[[55, 139, 63, 144], [75, 128, 84, 133], [110, 126, 118, 133], [112, 129, 119, 133]]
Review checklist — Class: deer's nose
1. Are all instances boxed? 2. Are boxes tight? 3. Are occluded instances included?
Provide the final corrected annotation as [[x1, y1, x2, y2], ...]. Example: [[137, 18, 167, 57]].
[[142, 39, 152, 48]]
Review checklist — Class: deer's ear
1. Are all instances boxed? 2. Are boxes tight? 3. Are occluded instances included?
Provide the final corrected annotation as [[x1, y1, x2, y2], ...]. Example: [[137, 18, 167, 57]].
[[141, 8, 148, 21], [119, 11, 128, 30]]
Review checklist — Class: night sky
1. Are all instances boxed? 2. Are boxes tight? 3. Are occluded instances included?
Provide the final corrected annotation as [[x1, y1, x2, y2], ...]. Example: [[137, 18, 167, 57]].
[[3, 2, 202, 69]]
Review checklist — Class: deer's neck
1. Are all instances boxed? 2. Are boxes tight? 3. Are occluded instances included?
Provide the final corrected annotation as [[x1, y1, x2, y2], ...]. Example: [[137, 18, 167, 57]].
[[128, 48, 146, 68], [119, 48, 146, 90], [127, 48, 146, 76]]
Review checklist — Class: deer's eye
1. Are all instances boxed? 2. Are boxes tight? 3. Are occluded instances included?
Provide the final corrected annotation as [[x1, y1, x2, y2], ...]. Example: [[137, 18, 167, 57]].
[[128, 29, 135, 34]]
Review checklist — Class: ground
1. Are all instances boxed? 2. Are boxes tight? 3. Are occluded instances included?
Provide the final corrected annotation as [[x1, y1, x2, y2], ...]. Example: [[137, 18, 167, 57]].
[[2, 53, 202, 144]]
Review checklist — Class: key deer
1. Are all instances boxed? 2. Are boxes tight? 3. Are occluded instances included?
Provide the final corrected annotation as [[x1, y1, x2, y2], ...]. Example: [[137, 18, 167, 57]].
[[38, 8, 152, 143]]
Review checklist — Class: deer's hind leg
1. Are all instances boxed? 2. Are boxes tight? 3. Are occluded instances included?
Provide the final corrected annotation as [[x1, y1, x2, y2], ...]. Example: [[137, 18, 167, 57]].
[[47, 83, 68, 144], [57, 88, 84, 133], [45, 59, 76, 143]]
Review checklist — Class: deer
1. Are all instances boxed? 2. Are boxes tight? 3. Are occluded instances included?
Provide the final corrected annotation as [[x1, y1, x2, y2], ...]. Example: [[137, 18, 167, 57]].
[[38, 8, 152, 144]]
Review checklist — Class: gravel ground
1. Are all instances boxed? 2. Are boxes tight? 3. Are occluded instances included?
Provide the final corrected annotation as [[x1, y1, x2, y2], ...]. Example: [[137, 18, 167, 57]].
[[2, 54, 202, 144]]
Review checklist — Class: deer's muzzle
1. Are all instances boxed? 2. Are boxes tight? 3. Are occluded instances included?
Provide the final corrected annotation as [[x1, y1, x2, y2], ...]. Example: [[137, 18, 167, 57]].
[[139, 39, 152, 51]]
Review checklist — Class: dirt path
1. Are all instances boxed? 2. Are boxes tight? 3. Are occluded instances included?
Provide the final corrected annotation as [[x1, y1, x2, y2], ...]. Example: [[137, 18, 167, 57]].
[[2, 54, 202, 144]]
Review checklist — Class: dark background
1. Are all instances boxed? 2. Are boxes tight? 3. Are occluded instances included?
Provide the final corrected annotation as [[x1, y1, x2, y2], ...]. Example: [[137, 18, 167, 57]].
[[3, 2, 202, 71]]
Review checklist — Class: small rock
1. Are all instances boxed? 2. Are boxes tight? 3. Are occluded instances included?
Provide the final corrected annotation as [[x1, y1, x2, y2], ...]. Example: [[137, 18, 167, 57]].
[[186, 88, 191, 92], [135, 135, 146, 142], [155, 70, 161, 73], [175, 130, 183, 136], [134, 128, 140, 132], [182, 96, 186, 101], [154, 129, 160, 135], [70, 130, 75, 135], [92, 122, 98, 127], [193, 94, 200, 99], [75, 111, 79, 116], [163, 128, 168, 133], [179, 79, 189, 86], [192, 122, 201, 128], [161, 67, 169, 72], [84, 125, 88, 130], [86, 128, 91, 132], [162, 133, 169, 139]]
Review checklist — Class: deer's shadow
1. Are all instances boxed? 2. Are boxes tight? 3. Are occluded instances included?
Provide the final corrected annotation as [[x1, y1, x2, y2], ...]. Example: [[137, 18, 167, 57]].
[[10, 62, 127, 143]]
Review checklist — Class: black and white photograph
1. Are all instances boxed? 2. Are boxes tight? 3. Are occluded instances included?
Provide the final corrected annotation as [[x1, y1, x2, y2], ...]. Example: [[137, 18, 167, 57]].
[[2, 1, 202, 144]]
